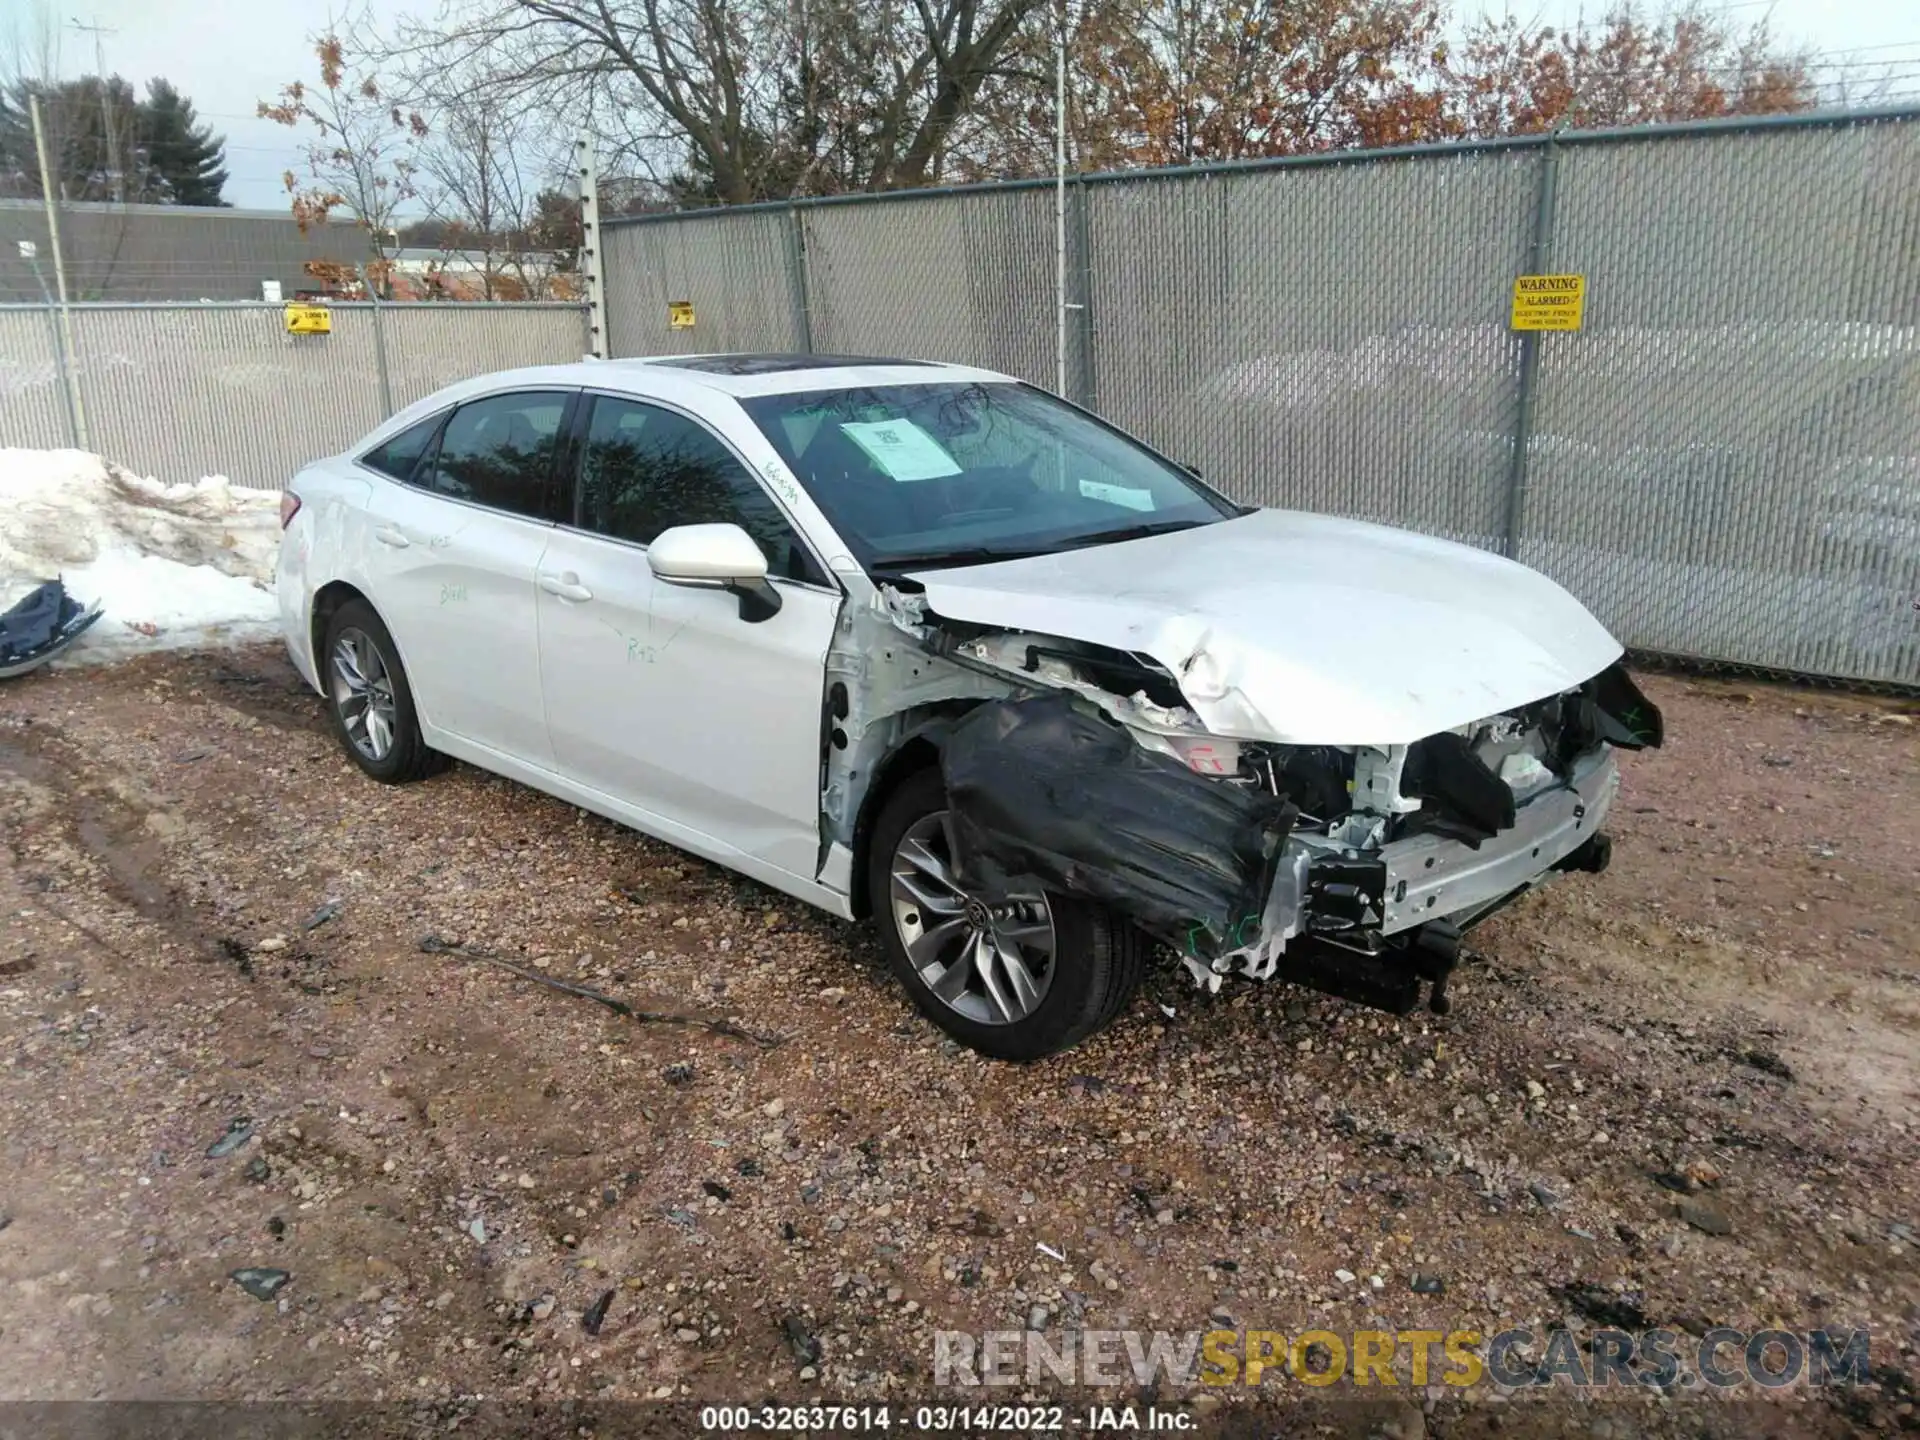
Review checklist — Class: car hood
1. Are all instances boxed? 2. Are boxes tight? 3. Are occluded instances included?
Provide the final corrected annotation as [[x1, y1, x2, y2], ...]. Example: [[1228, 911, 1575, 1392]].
[[907, 508, 1623, 746]]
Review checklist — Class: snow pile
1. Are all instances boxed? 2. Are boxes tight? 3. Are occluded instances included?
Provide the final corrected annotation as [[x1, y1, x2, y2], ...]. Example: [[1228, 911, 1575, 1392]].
[[0, 448, 282, 662]]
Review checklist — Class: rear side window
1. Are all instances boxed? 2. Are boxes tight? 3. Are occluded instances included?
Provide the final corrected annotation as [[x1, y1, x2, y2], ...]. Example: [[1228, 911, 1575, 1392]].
[[425, 391, 571, 519], [361, 414, 442, 483], [578, 395, 824, 584]]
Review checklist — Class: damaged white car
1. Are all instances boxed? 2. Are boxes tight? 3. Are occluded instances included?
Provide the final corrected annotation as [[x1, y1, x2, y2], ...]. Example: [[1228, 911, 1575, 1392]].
[[277, 355, 1663, 1060]]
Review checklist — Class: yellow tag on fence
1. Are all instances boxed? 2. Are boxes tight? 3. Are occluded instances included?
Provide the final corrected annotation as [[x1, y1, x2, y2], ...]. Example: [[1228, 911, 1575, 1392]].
[[1511, 274, 1585, 331], [667, 300, 696, 330], [285, 303, 332, 335]]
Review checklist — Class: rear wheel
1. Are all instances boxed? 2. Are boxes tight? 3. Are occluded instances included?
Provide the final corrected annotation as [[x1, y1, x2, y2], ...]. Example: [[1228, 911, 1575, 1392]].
[[322, 599, 443, 784], [868, 768, 1146, 1061]]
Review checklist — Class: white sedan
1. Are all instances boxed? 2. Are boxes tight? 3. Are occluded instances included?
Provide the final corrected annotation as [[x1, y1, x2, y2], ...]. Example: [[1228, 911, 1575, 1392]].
[[277, 355, 1661, 1059]]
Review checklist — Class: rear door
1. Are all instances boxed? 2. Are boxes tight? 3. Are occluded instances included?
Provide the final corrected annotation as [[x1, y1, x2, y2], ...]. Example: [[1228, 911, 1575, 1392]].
[[536, 391, 842, 878], [359, 388, 575, 768]]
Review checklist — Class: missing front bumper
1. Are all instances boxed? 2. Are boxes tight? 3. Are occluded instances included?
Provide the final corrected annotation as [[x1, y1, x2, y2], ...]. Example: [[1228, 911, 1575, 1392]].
[[1379, 747, 1620, 934], [1204, 748, 1622, 1013]]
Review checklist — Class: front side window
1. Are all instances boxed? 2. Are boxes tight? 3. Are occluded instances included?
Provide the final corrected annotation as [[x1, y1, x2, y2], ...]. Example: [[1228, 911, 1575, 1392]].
[[578, 395, 821, 583], [738, 381, 1236, 569], [425, 391, 570, 519], [361, 413, 443, 483]]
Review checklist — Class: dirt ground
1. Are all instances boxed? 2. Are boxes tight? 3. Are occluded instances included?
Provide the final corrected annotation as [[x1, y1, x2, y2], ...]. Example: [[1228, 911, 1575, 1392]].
[[0, 645, 1915, 1438]]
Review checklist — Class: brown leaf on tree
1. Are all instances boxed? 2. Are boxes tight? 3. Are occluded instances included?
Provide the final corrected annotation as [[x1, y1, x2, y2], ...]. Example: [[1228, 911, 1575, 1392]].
[[258, 24, 420, 275]]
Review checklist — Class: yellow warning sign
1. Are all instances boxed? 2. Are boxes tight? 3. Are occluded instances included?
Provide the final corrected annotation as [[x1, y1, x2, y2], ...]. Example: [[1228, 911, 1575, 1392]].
[[1510, 273, 1585, 332], [668, 299, 696, 330], [284, 303, 332, 335]]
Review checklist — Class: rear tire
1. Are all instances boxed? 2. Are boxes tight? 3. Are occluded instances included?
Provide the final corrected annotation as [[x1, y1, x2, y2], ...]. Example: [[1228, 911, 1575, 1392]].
[[321, 599, 443, 784], [868, 768, 1147, 1061]]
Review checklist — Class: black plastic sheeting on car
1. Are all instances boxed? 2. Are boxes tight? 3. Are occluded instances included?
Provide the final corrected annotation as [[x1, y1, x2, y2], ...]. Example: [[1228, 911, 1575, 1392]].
[[0, 579, 102, 680], [1402, 732, 1515, 848], [1542, 662, 1666, 771], [1588, 663, 1665, 749], [940, 695, 1298, 959]]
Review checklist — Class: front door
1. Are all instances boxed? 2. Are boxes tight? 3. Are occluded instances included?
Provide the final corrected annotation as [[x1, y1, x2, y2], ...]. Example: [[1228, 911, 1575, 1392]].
[[535, 393, 842, 879]]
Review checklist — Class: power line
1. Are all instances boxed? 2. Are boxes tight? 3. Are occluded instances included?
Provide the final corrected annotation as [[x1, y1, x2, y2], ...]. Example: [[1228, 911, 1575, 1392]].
[[1813, 39, 1920, 56]]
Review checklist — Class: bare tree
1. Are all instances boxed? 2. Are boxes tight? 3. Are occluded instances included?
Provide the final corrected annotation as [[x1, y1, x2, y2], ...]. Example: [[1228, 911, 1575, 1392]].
[[955, 0, 1450, 180], [1447, 4, 1815, 137], [0, 0, 62, 97], [386, 0, 1048, 206], [408, 68, 569, 298], [259, 16, 426, 275], [373, 0, 1820, 215], [957, 0, 1815, 179]]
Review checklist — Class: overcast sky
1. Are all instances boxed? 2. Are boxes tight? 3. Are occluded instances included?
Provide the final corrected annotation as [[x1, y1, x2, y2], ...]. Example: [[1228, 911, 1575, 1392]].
[[17, 0, 1920, 210]]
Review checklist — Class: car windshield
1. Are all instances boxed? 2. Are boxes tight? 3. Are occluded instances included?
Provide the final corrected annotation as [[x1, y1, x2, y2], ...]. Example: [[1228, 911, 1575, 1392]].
[[738, 381, 1237, 570]]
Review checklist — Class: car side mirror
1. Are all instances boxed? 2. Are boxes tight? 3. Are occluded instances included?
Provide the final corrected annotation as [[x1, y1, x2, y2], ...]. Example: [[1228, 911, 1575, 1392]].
[[647, 522, 783, 623]]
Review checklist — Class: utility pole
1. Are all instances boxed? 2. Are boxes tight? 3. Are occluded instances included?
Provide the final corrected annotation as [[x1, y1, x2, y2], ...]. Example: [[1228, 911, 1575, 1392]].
[[31, 91, 89, 448], [69, 17, 123, 203]]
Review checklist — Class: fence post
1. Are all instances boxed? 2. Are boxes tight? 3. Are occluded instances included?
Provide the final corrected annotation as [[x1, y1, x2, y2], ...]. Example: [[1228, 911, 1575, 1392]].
[[35, 302, 82, 449], [363, 266, 396, 417], [577, 134, 609, 359], [1502, 137, 1562, 560], [1067, 177, 1096, 407], [30, 94, 89, 450], [785, 205, 814, 354]]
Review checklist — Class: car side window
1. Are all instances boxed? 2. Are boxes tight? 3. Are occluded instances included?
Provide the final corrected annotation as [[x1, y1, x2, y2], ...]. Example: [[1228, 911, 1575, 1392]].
[[361, 413, 443, 484], [425, 391, 570, 519], [578, 395, 825, 584]]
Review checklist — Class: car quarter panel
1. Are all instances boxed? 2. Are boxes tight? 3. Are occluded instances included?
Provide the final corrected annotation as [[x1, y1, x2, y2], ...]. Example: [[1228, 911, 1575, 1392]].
[[277, 459, 372, 693]]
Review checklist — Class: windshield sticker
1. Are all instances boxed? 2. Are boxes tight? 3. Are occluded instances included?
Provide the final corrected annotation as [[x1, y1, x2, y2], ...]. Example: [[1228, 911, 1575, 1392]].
[[839, 419, 962, 482], [1078, 479, 1157, 512]]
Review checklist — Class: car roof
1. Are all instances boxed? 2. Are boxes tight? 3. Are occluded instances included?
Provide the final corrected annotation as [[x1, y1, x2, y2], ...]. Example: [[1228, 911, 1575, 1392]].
[[358, 354, 1021, 451], [644, 353, 940, 377], [606, 352, 1017, 396], [430, 355, 1013, 402]]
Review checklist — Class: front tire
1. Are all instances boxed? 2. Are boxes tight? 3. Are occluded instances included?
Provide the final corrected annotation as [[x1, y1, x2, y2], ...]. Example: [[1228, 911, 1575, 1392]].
[[867, 768, 1146, 1061], [321, 599, 443, 784]]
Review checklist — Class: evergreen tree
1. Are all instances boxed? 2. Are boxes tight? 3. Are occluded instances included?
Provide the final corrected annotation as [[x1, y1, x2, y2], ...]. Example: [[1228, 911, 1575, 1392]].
[[138, 79, 228, 206], [0, 75, 228, 205], [0, 76, 136, 201], [0, 86, 29, 197]]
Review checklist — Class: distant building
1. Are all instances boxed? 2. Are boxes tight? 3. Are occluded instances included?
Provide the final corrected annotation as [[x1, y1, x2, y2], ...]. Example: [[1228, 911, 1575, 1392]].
[[0, 201, 574, 303], [0, 199, 372, 302]]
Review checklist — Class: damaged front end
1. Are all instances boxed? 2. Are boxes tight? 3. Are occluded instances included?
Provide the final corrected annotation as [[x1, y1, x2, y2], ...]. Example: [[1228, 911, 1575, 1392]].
[[867, 592, 1662, 1018]]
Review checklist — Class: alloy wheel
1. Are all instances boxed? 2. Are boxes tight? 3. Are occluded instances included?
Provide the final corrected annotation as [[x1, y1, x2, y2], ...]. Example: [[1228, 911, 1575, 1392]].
[[888, 809, 1055, 1025], [330, 626, 399, 762]]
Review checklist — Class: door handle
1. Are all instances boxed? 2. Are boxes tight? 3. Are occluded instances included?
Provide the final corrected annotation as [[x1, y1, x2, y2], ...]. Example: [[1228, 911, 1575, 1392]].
[[538, 573, 593, 603], [374, 526, 411, 549]]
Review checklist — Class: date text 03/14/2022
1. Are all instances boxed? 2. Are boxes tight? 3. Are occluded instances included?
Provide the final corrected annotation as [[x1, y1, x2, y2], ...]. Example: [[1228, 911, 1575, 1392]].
[[696, 1403, 1195, 1431]]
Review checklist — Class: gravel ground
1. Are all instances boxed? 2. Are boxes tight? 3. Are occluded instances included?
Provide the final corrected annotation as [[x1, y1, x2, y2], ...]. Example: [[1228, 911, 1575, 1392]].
[[0, 645, 1915, 1438]]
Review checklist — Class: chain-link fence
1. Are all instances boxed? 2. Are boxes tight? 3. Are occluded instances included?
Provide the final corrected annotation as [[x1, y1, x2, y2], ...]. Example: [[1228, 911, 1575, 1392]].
[[601, 107, 1920, 688], [0, 301, 591, 490], [602, 209, 799, 358]]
